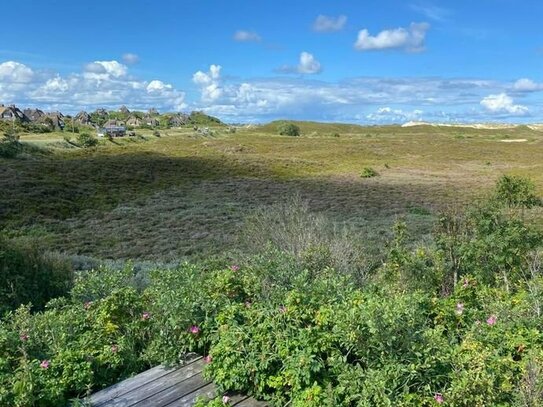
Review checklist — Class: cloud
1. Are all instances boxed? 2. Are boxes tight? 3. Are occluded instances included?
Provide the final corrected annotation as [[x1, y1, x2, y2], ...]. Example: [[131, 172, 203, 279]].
[[122, 53, 140, 65], [0, 59, 186, 112], [410, 4, 451, 21], [147, 80, 172, 93], [84, 62, 107, 74], [189, 74, 505, 123], [0, 61, 34, 83], [2, 58, 541, 124], [276, 52, 322, 74], [354, 22, 430, 52], [298, 52, 322, 74], [41, 76, 69, 93], [513, 78, 543, 92], [366, 107, 424, 122], [93, 61, 127, 77], [313, 15, 347, 32], [233, 30, 261, 42], [480, 93, 528, 115], [192, 65, 223, 102]]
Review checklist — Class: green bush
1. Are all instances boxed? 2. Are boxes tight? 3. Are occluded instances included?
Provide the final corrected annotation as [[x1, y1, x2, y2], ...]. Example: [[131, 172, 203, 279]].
[[0, 237, 73, 314], [1, 244, 543, 406], [495, 175, 541, 209], [277, 122, 300, 137], [0, 131, 22, 158], [242, 197, 369, 281], [76, 132, 98, 148], [360, 167, 378, 178]]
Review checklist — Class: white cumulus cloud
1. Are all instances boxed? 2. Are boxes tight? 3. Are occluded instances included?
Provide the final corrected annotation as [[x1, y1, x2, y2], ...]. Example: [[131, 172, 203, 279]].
[[2, 59, 186, 112], [354, 22, 430, 52], [84, 60, 127, 78], [147, 80, 172, 93], [41, 76, 69, 93], [480, 93, 528, 115], [276, 52, 322, 74], [513, 78, 542, 92], [313, 15, 347, 32], [192, 65, 223, 102], [298, 52, 322, 74], [233, 30, 261, 42], [0, 61, 34, 83]]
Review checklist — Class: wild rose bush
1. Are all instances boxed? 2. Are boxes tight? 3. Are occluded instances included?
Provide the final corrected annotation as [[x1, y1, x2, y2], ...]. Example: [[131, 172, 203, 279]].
[[204, 276, 543, 406], [1, 250, 543, 406]]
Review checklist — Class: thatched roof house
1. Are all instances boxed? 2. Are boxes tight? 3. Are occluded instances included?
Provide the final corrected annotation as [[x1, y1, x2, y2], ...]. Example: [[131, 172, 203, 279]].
[[0, 105, 29, 122], [119, 105, 130, 115], [38, 112, 65, 130], [126, 115, 143, 127], [103, 119, 125, 127], [23, 108, 45, 122], [75, 111, 92, 126], [168, 113, 190, 127], [144, 115, 159, 127]]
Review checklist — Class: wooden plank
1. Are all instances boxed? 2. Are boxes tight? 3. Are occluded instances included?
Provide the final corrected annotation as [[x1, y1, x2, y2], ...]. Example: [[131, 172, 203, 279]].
[[222, 394, 249, 405], [90, 356, 201, 406], [161, 386, 251, 407], [133, 371, 210, 407], [90, 365, 169, 405], [95, 359, 205, 407], [162, 383, 216, 407], [232, 397, 268, 407]]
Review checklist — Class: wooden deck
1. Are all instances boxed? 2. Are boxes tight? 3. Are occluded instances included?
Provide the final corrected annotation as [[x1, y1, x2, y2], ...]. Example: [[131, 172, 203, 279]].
[[85, 356, 267, 407]]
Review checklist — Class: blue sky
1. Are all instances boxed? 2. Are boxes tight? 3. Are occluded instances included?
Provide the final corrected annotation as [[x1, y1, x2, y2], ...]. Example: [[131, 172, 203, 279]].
[[1, 0, 543, 123]]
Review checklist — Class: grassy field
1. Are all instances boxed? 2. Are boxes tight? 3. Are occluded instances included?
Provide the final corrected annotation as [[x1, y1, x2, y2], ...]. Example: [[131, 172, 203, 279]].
[[2, 122, 543, 262]]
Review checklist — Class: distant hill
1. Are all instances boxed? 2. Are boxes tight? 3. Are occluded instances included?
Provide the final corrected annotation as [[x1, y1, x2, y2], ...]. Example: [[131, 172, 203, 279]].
[[259, 120, 367, 135], [188, 111, 224, 126]]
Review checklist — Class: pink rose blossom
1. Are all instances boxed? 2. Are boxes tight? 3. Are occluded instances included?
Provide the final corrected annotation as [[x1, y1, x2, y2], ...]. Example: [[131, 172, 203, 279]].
[[142, 312, 151, 321], [230, 265, 240, 272], [434, 393, 444, 404], [20, 333, 29, 342], [462, 278, 469, 288], [244, 301, 252, 308], [204, 355, 212, 364], [487, 315, 497, 326], [222, 395, 231, 404], [189, 325, 200, 334], [40, 360, 50, 369], [111, 344, 119, 353]]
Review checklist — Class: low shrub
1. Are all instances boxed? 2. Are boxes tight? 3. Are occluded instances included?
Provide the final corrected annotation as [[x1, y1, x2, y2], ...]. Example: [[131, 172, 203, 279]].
[[277, 122, 300, 137], [0, 237, 73, 314], [360, 167, 378, 178], [242, 196, 370, 282], [76, 132, 98, 148], [495, 174, 541, 209], [0, 131, 22, 158]]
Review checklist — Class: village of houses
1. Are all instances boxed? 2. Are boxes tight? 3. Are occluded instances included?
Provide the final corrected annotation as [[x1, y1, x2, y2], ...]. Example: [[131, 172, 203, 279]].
[[0, 104, 203, 137]]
